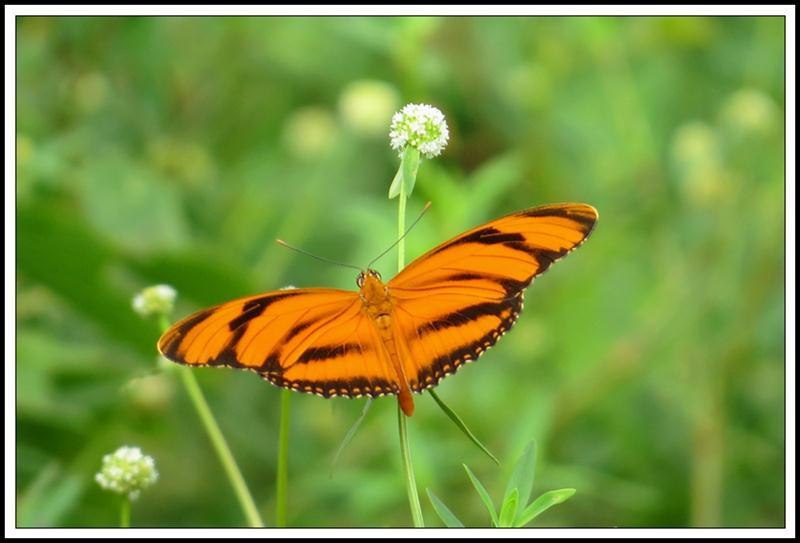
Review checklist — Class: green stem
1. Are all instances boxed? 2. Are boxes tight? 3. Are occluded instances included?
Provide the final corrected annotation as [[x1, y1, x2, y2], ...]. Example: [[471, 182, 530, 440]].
[[398, 403, 424, 527], [276, 389, 291, 527], [396, 178, 424, 527], [178, 368, 264, 527], [398, 183, 407, 270], [120, 497, 130, 528], [159, 315, 264, 528]]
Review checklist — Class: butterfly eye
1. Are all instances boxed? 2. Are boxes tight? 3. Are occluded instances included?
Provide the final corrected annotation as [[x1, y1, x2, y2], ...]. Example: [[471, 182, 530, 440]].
[[370, 270, 382, 281], [356, 274, 365, 288]]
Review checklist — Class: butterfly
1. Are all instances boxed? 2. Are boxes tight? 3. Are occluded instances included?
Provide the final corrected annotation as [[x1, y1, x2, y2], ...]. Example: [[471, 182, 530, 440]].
[[158, 203, 598, 416]]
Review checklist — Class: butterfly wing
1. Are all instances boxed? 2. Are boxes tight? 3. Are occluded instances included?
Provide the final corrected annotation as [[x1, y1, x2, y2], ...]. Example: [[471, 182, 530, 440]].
[[388, 203, 598, 391], [158, 288, 400, 398]]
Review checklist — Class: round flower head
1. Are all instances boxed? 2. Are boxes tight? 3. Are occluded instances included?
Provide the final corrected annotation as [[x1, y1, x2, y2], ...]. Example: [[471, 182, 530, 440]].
[[132, 284, 177, 317], [389, 103, 449, 158], [95, 446, 158, 501]]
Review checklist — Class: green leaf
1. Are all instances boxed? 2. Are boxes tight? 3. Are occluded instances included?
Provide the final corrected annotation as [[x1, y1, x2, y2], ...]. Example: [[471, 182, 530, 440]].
[[463, 464, 499, 527], [515, 488, 576, 527], [504, 441, 537, 514], [426, 488, 465, 527], [388, 167, 403, 199], [331, 399, 373, 466], [429, 389, 500, 465], [389, 146, 421, 199], [401, 146, 420, 196], [497, 487, 519, 528]]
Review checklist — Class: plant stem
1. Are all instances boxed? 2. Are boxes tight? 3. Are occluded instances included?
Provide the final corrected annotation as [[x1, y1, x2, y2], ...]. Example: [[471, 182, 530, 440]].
[[120, 497, 130, 528], [396, 179, 424, 527], [159, 315, 264, 528], [397, 182, 407, 270], [276, 388, 291, 527], [178, 368, 264, 527], [398, 403, 424, 527]]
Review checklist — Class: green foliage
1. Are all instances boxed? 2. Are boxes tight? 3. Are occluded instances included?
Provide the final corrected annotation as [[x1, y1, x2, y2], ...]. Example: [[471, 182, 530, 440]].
[[428, 441, 576, 527], [426, 488, 465, 528], [429, 389, 500, 466], [464, 465, 499, 526], [503, 440, 537, 515], [516, 488, 576, 527], [16, 16, 785, 527], [498, 489, 519, 528], [388, 147, 420, 199]]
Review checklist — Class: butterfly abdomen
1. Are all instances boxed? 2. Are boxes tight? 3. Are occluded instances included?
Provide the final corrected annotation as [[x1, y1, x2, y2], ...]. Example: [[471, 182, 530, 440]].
[[360, 272, 416, 416]]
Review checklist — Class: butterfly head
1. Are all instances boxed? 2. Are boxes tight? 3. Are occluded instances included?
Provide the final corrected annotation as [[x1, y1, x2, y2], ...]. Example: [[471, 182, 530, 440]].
[[356, 269, 387, 302], [356, 268, 382, 289]]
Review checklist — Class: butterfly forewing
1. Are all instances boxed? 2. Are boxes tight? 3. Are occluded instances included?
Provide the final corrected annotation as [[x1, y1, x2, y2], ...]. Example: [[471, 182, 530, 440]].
[[388, 203, 598, 390]]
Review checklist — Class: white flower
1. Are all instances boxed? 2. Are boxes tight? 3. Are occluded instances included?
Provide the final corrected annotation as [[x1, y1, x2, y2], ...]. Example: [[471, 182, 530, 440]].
[[389, 103, 449, 158], [132, 284, 177, 317], [95, 446, 159, 500]]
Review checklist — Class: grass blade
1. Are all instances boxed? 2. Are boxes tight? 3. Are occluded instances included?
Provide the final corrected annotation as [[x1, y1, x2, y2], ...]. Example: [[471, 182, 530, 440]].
[[503, 441, 536, 511], [429, 389, 500, 465], [463, 464, 499, 527], [515, 488, 576, 527], [426, 488, 465, 527], [498, 487, 519, 527], [331, 399, 373, 466]]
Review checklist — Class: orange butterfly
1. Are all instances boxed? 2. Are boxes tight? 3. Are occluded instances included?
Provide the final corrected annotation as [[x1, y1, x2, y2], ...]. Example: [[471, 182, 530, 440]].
[[158, 203, 598, 416]]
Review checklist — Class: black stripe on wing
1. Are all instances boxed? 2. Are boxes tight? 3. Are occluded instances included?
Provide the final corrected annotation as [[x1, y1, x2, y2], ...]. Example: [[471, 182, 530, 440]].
[[408, 291, 524, 392]]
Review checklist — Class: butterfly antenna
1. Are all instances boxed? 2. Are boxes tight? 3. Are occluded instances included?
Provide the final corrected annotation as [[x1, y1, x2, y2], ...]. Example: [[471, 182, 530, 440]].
[[367, 201, 432, 269], [276, 239, 362, 272]]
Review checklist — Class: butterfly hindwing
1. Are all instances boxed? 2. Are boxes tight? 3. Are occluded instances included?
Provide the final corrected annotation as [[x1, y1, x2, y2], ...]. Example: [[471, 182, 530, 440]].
[[388, 203, 598, 389], [266, 301, 400, 398]]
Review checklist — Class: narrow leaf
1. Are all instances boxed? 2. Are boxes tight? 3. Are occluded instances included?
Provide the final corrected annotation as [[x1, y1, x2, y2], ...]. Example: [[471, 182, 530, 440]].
[[463, 464, 499, 527], [426, 488, 465, 528], [401, 146, 421, 196], [497, 488, 519, 528], [388, 168, 403, 199], [503, 441, 536, 512], [429, 389, 500, 465], [331, 399, 373, 467], [515, 488, 576, 527]]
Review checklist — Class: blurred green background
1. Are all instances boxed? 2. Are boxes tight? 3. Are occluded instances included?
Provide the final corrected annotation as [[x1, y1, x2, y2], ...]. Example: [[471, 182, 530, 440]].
[[16, 16, 786, 528]]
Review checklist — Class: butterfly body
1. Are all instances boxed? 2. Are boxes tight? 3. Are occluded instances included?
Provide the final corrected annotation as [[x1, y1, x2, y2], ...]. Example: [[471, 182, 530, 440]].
[[158, 203, 598, 417], [357, 268, 415, 415]]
